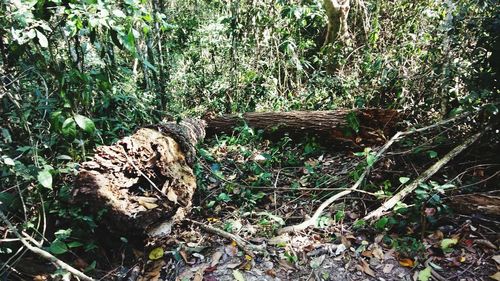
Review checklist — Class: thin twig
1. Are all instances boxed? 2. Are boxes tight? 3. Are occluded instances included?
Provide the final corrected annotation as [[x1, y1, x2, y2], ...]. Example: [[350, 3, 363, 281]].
[[0, 210, 95, 281], [186, 219, 265, 258], [364, 131, 483, 220], [277, 112, 476, 234]]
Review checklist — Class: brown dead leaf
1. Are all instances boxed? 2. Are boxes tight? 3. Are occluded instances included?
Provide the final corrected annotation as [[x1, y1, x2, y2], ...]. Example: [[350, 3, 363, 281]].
[[399, 258, 415, 267], [372, 245, 384, 260], [265, 269, 276, 277], [490, 272, 500, 281], [492, 255, 500, 264], [340, 236, 351, 247], [226, 262, 242, 269], [179, 250, 193, 264], [361, 250, 373, 257], [210, 251, 224, 267], [33, 275, 48, 281], [358, 259, 376, 277], [192, 264, 209, 281], [277, 259, 296, 271]]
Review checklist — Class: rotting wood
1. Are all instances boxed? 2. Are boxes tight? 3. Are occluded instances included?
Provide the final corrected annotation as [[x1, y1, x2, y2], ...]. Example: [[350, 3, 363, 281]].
[[447, 193, 500, 217], [72, 119, 206, 235], [72, 109, 398, 237], [205, 109, 399, 146]]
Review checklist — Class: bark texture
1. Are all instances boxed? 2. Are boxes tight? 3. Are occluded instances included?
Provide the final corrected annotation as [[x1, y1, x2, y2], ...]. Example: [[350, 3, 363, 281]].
[[72, 119, 206, 235], [205, 109, 399, 146]]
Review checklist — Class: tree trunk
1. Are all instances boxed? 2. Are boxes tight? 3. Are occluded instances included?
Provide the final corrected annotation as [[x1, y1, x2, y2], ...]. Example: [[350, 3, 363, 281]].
[[72, 119, 206, 236], [205, 108, 399, 146], [72, 109, 397, 237]]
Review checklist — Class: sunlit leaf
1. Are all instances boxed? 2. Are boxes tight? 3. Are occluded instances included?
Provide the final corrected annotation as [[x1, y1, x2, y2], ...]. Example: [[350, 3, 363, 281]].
[[440, 238, 458, 250], [36, 30, 48, 48], [74, 114, 95, 133], [399, 258, 415, 267], [418, 267, 432, 281], [399, 177, 410, 184], [148, 247, 164, 260], [37, 170, 52, 189]]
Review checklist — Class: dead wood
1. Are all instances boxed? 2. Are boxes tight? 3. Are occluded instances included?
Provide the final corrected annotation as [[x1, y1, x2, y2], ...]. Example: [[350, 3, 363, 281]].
[[277, 113, 479, 234], [186, 219, 266, 257], [447, 193, 500, 217], [72, 119, 206, 235], [0, 210, 95, 281], [205, 109, 399, 146], [364, 131, 483, 220]]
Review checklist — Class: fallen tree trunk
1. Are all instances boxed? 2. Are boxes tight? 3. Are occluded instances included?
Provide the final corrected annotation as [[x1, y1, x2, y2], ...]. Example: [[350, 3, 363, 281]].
[[72, 119, 206, 236], [205, 109, 399, 146], [72, 109, 398, 237]]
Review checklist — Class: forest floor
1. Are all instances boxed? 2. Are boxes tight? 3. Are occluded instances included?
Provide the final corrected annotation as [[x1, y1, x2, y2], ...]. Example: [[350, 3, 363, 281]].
[[9, 128, 500, 281], [133, 134, 499, 281]]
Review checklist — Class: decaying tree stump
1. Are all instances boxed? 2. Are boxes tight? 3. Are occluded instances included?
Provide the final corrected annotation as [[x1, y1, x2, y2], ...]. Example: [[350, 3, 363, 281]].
[[72, 109, 398, 236], [72, 119, 206, 236], [205, 109, 399, 146]]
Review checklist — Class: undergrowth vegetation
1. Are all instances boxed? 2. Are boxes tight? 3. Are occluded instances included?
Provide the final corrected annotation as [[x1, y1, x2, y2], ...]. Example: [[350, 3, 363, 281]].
[[0, 0, 498, 279]]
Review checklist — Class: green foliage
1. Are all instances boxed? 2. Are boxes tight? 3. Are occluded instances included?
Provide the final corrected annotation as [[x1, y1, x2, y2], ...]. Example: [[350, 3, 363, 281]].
[[0, 0, 497, 275]]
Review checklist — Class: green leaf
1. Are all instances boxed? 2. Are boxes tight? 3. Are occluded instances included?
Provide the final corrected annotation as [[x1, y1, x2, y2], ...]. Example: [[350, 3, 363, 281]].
[[74, 114, 95, 133], [399, 177, 410, 184], [375, 217, 388, 230], [418, 267, 432, 281], [36, 30, 48, 48], [37, 170, 53, 189], [366, 154, 376, 167], [427, 150, 438, 158], [3, 157, 15, 166], [62, 118, 76, 138], [346, 112, 360, 133], [148, 247, 164, 260], [440, 238, 458, 251], [49, 240, 68, 255], [67, 241, 83, 248]]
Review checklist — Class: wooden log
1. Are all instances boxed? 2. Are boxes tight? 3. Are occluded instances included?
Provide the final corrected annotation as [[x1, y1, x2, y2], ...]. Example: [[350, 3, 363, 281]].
[[72, 119, 206, 236], [448, 193, 500, 217], [205, 109, 399, 146]]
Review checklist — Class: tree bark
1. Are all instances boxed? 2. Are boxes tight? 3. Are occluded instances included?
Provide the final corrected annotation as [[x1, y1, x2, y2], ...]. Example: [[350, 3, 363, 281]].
[[205, 108, 399, 146], [72, 119, 206, 236], [72, 109, 398, 236]]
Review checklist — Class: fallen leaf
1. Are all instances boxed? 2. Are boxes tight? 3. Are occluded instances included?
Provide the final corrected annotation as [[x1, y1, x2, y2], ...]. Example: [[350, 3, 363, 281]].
[[167, 189, 178, 204], [148, 247, 164, 260], [440, 238, 458, 251], [372, 245, 384, 260], [335, 243, 347, 256], [382, 264, 394, 274], [265, 269, 276, 277], [417, 267, 432, 281], [233, 270, 245, 281], [211, 251, 224, 267], [225, 242, 238, 256], [491, 272, 500, 281], [310, 254, 326, 269], [359, 259, 376, 277], [492, 255, 500, 264], [226, 262, 241, 269], [399, 258, 415, 267], [193, 264, 208, 281]]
